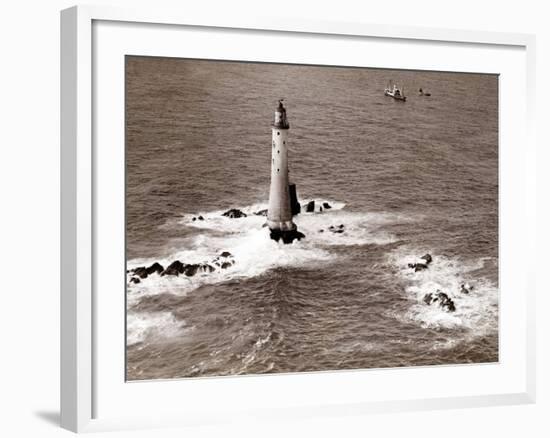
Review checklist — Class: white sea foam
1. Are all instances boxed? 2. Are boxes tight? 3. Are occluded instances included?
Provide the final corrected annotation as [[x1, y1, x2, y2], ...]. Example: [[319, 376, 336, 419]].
[[241, 332, 273, 367], [127, 311, 189, 346], [181, 199, 345, 232], [128, 200, 405, 301], [127, 226, 334, 304], [294, 209, 399, 247], [181, 199, 401, 247], [389, 248, 498, 333]]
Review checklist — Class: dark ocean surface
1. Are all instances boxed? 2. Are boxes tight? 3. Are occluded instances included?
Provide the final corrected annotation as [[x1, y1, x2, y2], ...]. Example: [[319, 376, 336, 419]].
[[125, 56, 498, 380]]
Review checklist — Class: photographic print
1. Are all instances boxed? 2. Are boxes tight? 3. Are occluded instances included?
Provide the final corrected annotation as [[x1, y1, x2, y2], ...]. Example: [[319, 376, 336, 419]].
[[125, 56, 498, 381]]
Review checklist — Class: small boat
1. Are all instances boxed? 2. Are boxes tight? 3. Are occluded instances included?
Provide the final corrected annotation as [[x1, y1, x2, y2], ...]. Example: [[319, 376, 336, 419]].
[[384, 81, 406, 101], [418, 88, 431, 97]]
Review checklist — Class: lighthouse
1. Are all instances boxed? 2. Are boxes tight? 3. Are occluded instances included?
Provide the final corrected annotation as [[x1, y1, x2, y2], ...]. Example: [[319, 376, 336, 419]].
[[267, 100, 305, 244]]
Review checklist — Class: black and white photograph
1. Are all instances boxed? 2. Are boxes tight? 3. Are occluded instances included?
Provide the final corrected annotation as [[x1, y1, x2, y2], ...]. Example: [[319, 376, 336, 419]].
[[125, 56, 499, 380], [3, 0, 547, 435]]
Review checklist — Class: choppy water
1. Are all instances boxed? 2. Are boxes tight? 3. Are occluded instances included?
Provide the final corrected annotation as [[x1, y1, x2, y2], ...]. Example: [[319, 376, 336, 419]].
[[125, 57, 498, 380]]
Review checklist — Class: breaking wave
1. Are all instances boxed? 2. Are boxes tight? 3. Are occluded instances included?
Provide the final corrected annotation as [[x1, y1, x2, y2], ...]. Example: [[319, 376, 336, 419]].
[[180, 200, 403, 248], [126, 200, 409, 347], [388, 247, 498, 335], [127, 311, 190, 346], [127, 200, 404, 303]]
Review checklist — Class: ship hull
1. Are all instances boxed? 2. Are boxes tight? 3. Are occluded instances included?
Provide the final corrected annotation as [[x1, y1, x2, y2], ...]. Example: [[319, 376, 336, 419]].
[[384, 90, 407, 101]]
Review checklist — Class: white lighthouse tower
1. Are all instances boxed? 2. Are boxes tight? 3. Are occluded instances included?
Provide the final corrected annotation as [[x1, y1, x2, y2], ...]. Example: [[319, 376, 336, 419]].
[[267, 100, 305, 243]]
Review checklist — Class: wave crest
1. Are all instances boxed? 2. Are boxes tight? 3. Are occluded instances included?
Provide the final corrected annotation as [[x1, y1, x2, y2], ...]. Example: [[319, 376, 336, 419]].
[[389, 248, 498, 334], [128, 201, 405, 303]]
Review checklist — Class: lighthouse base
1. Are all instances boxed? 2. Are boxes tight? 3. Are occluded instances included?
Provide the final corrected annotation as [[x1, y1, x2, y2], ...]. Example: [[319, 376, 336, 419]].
[[269, 228, 306, 244]]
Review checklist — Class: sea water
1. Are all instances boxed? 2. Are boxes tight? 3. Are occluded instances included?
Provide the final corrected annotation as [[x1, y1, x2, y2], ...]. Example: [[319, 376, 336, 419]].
[[125, 57, 498, 380]]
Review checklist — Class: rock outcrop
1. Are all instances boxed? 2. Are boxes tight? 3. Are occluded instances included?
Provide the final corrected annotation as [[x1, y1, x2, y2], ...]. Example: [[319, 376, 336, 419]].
[[423, 290, 456, 312], [269, 229, 305, 244], [420, 253, 432, 264], [408, 253, 433, 272], [161, 260, 186, 276], [304, 200, 337, 213], [146, 252, 237, 279], [222, 209, 247, 218], [289, 183, 301, 216], [211, 251, 236, 269], [328, 224, 345, 234], [130, 262, 165, 279], [409, 263, 428, 272]]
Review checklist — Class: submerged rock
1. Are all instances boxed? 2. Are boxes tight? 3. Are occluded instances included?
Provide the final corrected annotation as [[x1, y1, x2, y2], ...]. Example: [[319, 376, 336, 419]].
[[202, 263, 216, 273], [408, 254, 432, 272], [423, 290, 456, 312], [129, 277, 141, 284], [161, 261, 219, 277], [212, 255, 235, 269], [137, 251, 236, 280], [184, 263, 215, 276], [420, 253, 432, 264], [222, 209, 247, 218], [441, 298, 456, 313], [328, 224, 345, 234], [254, 209, 268, 216], [211, 252, 235, 268], [423, 292, 434, 305], [183, 264, 200, 277], [460, 283, 473, 294], [408, 263, 428, 272]]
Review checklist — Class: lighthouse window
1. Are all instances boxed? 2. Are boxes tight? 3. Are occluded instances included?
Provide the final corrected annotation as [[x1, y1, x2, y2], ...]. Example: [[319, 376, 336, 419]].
[[277, 150, 280, 154], [283, 141, 286, 145], [277, 132, 280, 136], [277, 168, 279, 172]]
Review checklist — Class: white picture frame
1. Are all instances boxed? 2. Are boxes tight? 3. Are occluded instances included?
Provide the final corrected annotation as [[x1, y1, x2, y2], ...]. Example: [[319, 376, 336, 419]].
[[60, 4, 537, 433]]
